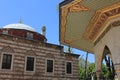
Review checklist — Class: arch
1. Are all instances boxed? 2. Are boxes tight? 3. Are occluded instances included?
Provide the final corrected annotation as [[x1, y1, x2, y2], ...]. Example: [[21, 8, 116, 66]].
[[26, 50, 36, 56], [94, 42, 105, 80], [94, 43, 116, 80], [102, 46, 112, 60], [94, 18, 120, 80], [25, 50, 36, 72], [94, 41, 106, 65], [0, 46, 14, 70], [102, 45, 115, 79], [45, 53, 54, 58], [1, 46, 15, 53]]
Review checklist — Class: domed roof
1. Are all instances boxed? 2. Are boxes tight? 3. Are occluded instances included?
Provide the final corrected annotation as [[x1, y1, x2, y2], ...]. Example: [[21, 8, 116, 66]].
[[3, 23, 36, 32]]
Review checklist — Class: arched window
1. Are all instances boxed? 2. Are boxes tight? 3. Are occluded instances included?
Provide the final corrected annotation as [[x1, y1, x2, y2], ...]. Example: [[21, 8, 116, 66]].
[[45, 53, 55, 75], [1, 46, 14, 70], [25, 50, 36, 72], [46, 58, 54, 73], [66, 61, 72, 74]]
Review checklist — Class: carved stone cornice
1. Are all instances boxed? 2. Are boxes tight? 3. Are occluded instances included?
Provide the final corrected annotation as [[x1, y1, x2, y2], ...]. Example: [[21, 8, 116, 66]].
[[84, 2, 120, 41], [94, 20, 120, 45]]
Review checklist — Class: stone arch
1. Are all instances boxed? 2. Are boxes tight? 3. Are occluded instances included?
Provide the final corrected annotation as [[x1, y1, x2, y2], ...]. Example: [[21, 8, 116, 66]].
[[94, 41, 105, 80], [102, 45, 115, 79], [1, 46, 15, 53], [102, 46, 112, 60], [94, 18, 120, 80], [94, 41, 106, 64], [24, 50, 36, 72], [0, 46, 15, 70], [95, 43, 116, 80], [26, 50, 36, 56], [100, 23, 120, 79], [45, 53, 55, 58]]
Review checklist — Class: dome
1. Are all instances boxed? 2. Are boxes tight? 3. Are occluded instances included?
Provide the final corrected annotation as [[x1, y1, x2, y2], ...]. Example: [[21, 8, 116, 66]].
[[3, 23, 36, 32]]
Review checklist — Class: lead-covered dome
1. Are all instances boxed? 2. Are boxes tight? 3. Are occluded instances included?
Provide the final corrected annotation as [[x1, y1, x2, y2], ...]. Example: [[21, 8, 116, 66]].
[[3, 23, 36, 32]]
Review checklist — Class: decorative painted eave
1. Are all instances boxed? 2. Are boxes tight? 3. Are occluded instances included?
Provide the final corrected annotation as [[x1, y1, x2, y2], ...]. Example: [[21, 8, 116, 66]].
[[59, 0, 89, 43], [84, 2, 120, 42], [60, 1, 120, 42], [59, 0, 120, 53]]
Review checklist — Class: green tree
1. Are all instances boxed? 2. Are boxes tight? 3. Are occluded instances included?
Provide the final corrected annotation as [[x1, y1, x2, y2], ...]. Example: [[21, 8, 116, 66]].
[[101, 64, 110, 79], [79, 57, 89, 79], [79, 57, 85, 79], [79, 59, 110, 80], [79, 64, 85, 79], [86, 63, 96, 79]]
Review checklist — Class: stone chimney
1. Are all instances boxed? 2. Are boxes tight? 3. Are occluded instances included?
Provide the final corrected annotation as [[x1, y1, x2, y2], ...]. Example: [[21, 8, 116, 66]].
[[41, 26, 46, 37]]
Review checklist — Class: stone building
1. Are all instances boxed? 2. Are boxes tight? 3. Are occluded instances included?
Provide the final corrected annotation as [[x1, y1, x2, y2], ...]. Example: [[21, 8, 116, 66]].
[[0, 23, 79, 80], [59, 0, 120, 80]]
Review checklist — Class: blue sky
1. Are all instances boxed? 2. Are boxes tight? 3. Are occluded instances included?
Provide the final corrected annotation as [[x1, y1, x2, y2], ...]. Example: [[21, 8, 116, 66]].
[[0, 0, 95, 62]]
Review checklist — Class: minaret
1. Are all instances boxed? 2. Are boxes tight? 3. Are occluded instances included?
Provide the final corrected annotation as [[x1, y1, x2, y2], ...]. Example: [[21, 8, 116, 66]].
[[41, 26, 46, 37]]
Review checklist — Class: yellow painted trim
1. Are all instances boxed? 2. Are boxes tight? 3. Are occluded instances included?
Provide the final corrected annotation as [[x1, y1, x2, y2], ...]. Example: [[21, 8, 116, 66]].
[[60, 0, 86, 45], [84, 2, 120, 41], [98, 2, 120, 13], [69, 2, 89, 12], [94, 14, 120, 43], [60, 1, 120, 52], [61, 0, 82, 9]]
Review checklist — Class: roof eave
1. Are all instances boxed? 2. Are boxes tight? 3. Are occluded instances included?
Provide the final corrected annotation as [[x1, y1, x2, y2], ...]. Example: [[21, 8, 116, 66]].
[[59, 0, 73, 7]]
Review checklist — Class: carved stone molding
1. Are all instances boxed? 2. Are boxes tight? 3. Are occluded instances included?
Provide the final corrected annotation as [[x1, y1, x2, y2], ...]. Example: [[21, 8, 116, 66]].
[[84, 3, 120, 41], [94, 20, 120, 45]]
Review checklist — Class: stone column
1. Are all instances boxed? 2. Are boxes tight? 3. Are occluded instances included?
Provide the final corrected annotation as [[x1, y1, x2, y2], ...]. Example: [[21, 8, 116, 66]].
[[94, 42, 104, 80], [113, 54, 120, 80], [110, 55, 120, 79], [95, 54, 102, 80], [115, 67, 120, 78], [110, 47, 120, 80]]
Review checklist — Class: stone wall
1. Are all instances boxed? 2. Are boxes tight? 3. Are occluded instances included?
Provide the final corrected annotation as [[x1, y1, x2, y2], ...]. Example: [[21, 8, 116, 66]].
[[0, 34, 79, 80], [94, 23, 120, 79]]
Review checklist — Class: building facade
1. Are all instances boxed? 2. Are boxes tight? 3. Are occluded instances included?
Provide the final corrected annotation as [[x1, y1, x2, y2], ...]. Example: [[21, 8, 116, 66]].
[[0, 23, 79, 80]]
